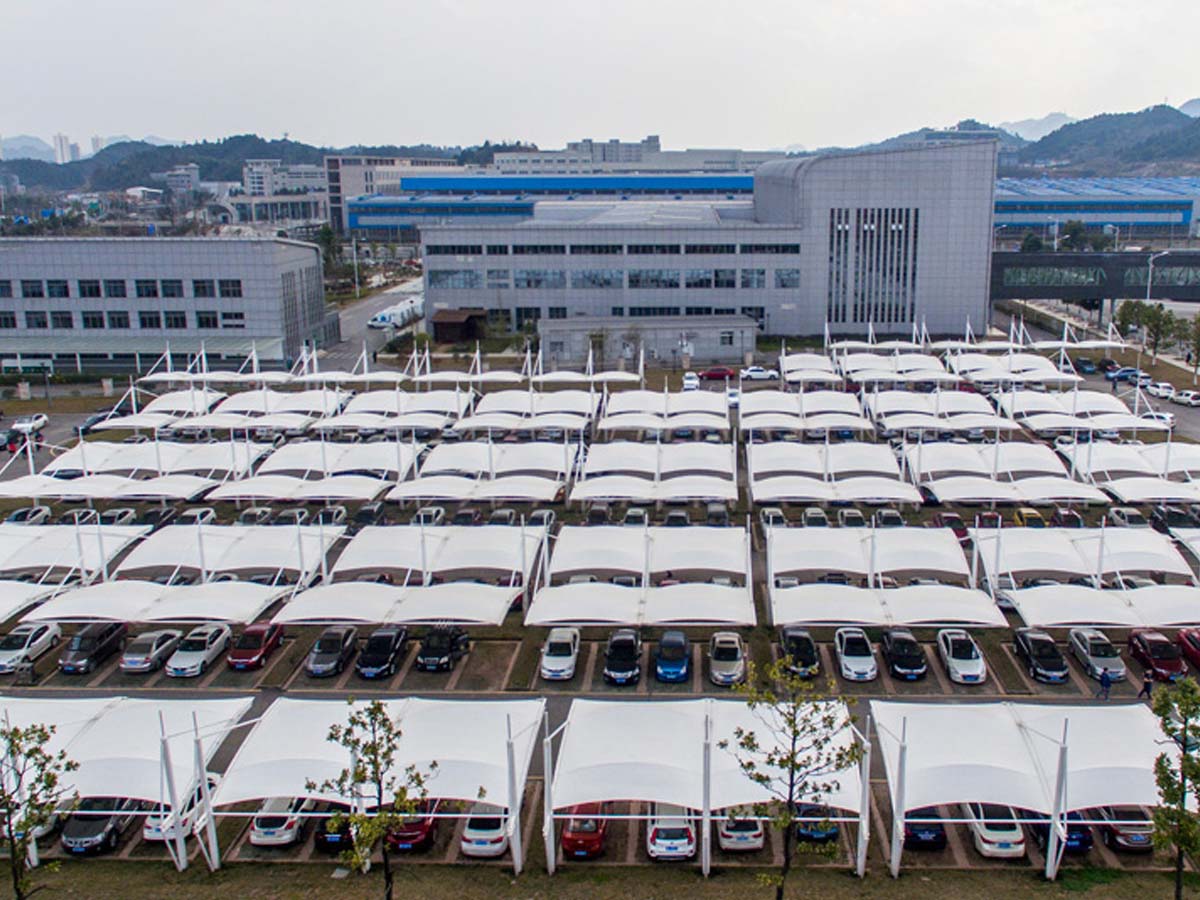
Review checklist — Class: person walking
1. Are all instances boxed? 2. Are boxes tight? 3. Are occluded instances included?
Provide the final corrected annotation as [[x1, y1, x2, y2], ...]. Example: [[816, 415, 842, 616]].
[[1138, 669, 1155, 700], [1097, 668, 1112, 701]]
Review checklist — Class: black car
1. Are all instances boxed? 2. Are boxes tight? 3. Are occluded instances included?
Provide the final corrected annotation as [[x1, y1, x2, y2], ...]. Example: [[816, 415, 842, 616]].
[[1028, 811, 1094, 854], [60, 796, 143, 855], [58, 622, 127, 675], [314, 802, 352, 853], [353, 501, 388, 529], [1150, 504, 1195, 534], [137, 508, 177, 531], [602, 629, 642, 685], [414, 626, 469, 672], [305, 626, 358, 677], [778, 626, 819, 678], [355, 626, 409, 679], [902, 806, 947, 850], [1014, 628, 1069, 684], [880, 628, 928, 680]]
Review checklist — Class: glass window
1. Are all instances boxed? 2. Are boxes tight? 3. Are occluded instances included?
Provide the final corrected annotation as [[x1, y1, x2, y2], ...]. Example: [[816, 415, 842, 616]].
[[81, 311, 105, 329], [720, 331, 735, 346], [428, 270, 482, 289], [740, 269, 766, 289], [511, 245, 565, 255], [740, 243, 800, 254], [611, 307, 624, 316], [426, 244, 483, 255], [193, 279, 215, 298], [106, 311, 130, 329], [218, 279, 243, 298], [485, 269, 510, 289], [135, 279, 159, 298], [196, 310, 219, 329], [628, 269, 680, 289], [0, 282, 10, 298], [775, 269, 801, 288], [46, 280, 69, 298], [570, 269, 623, 289], [103, 279, 127, 298], [0, 311, 15, 329], [515, 307, 541, 327], [628, 306, 680, 317], [485, 245, 509, 255], [570, 244, 623, 255], [221, 312, 245, 329], [685, 269, 714, 289], [20, 280, 44, 299], [514, 270, 566, 289], [547, 307, 567, 319], [486, 309, 511, 328], [164, 311, 187, 329], [740, 306, 765, 324], [78, 279, 101, 298], [684, 244, 736, 254], [714, 269, 736, 288], [50, 311, 73, 329], [627, 244, 680, 255], [138, 311, 162, 329], [685, 306, 713, 316], [25, 311, 47, 329], [161, 279, 184, 298]]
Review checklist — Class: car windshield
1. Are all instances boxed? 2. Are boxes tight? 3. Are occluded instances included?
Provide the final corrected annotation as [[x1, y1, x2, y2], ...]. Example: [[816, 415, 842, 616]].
[[726, 819, 759, 832], [179, 637, 208, 652], [712, 644, 740, 662], [978, 805, 1018, 831], [949, 638, 978, 660], [77, 796, 120, 816], [567, 817, 599, 833], [467, 816, 502, 831], [1167, 511, 1192, 525], [1150, 641, 1181, 660], [655, 826, 689, 841], [1123, 512, 1147, 525], [424, 633, 451, 652], [891, 638, 920, 657], [786, 637, 815, 661], [235, 632, 263, 650], [315, 635, 345, 653], [1089, 640, 1117, 657], [68, 634, 97, 651], [546, 641, 573, 657], [659, 641, 686, 661], [365, 635, 395, 653], [843, 637, 870, 656], [1030, 641, 1059, 660], [608, 640, 637, 662]]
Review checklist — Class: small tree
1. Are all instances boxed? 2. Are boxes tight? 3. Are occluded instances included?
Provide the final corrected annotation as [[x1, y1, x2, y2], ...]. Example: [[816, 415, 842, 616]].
[[308, 700, 437, 900], [1115, 299, 1146, 340], [1183, 314, 1200, 385], [1143, 303, 1177, 363], [1152, 678, 1200, 900], [1059, 219, 1089, 251], [0, 722, 78, 900], [721, 658, 862, 900], [1019, 232, 1044, 253], [315, 224, 341, 272]]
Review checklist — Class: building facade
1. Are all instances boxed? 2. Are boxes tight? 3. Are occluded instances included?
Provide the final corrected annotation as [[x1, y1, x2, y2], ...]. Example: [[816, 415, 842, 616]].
[[537, 314, 758, 366], [493, 135, 787, 174], [419, 142, 997, 337], [324, 155, 465, 233], [0, 238, 337, 371]]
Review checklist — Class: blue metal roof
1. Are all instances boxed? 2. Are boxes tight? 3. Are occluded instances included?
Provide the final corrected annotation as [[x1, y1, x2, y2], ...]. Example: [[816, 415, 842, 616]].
[[397, 174, 755, 193], [995, 176, 1200, 199]]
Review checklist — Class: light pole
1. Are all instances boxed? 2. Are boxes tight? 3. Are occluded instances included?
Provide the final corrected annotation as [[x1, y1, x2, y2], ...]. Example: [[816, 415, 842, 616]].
[[1104, 223, 1121, 252], [1147, 249, 1171, 306]]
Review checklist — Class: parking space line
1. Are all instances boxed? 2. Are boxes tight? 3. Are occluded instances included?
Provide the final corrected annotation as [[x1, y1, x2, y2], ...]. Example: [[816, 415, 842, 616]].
[[1025, 830, 1045, 870], [636, 646, 649, 695], [522, 782, 541, 858], [583, 642, 599, 691], [445, 656, 466, 691], [924, 646, 953, 692], [332, 664, 356, 691], [197, 663, 225, 690], [500, 640, 522, 690], [939, 806, 969, 868], [389, 643, 419, 691], [691, 643, 703, 693], [625, 802, 640, 864], [443, 818, 463, 864], [879, 667, 897, 695], [1065, 660, 1096, 697], [254, 645, 295, 686], [86, 658, 121, 688], [869, 795, 891, 863]]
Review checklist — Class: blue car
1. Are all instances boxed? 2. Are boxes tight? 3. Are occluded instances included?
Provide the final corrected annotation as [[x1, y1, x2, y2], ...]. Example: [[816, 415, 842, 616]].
[[1029, 811, 1094, 855], [655, 631, 690, 682], [794, 803, 839, 843], [1074, 358, 1097, 374]]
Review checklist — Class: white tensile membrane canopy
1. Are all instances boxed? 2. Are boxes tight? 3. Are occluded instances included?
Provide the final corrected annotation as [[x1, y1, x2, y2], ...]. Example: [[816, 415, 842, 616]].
[[387, 474, 563, 503], [740, 390, 860, 418], [420, 441, 577, 478], [117, 524, 344, 582], [597, 412, 731, 432], [550, 699, 862, 813], [839, 352, 948, 379], [344, 388, 473, 417], [42, 441, 271, 477], [969, 526, 1195, 583], [173, 412, 316, 434], [1103, 477, 1200, 504], [770, 584, 1006, 627], [1141, 441, 1200, 477], [0, 695, 252, 804], [0, 473, 217, 501], [0, 580, 61, 621], [549, 526, 750, 581], [211, 388, 345, 417], [1057, 441, 1159, 480], [769, 527, 970, 582], [606, 389, 729, 418], [213, 696, 544, 809], [570, 474, 737, 503], [921, 475, 1108, 505], [750, 442, 900, 479], [864, 390, 995, 419], [1005, 584, 1200, 628], [780, 353, 842, 384], [255, 440, 421, 478], [208, 474, 391, 502], [583, 441, 735, 479], [315, 412, 453, 433], [453, 412, 590, 433], [525, 582, 756, 626], [474, 389, 598, 418], [23, 581, 287, 625], [903, 441, 1066, 481], [0, 523, 149, 578], [89, 412, 181, 432], [739, 412, 877, 433], [142, 388, 226, 416], [750, 475, 922, 504], [333, 525, 544, 582], [271, 582, 520, 626]]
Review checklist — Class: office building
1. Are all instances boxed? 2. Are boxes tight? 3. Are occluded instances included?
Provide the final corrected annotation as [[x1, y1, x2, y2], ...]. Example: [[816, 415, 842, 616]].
[[164, 163, 201, 192], [419, 142, 997, 337], [0, 237, 338, 371], [91, 136, 104, 156], [324, 155, 465, 233], [493, 135, 787, 174], [52, 134, 71, 165], [242, 160, 326, 196], [994, 177, 1200, 240]]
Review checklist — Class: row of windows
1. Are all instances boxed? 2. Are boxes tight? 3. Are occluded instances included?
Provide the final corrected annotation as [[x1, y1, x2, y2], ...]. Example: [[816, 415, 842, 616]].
[[424, 243, 801, 257], [0, 279, 243, 300], [432, 268, 800, 290], [0, 309, 245, 330]]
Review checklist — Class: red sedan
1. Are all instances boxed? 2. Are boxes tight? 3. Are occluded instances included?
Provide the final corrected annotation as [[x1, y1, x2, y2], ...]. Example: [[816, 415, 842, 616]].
[[385, 799, 441, 851], [226, 623, 284, 670], [698, 367, 736, 381], [1178, 629, 1200, 670], [1128, 629, 1188, 682], [930, 512, 968, 543], [560, 803, 609, 859]]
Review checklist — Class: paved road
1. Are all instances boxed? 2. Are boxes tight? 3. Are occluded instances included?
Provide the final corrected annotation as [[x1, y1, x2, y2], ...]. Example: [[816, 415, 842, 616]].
[[320, 279, 423, 371]]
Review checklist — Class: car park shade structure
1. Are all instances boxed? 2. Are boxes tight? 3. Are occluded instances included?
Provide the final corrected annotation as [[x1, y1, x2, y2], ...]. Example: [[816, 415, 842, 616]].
[[0, 474, 218, 502], [1005, 584, 1200, 628], [770, 584, 1006, 628], [42, 440, 272, 479], [948, 353, 1082, 388], [387, 474, 564, 503], [903, 441, 1067, 482], [332, 525, 545, 584], [22, 581, 288, 625], [208, 474, 392, 503], [0, 523, 149, 580], [171, 411, 318, 434], [255, 439, 421, 479], [768, 526, 970, 585], [920, 474, 1109, 505], [778, 352, 843, 385], [343, 388, 473, 418], [526, 582, 756, 626], [597, 389, 730, 432], [838, 352, 959, 385], [270, 582, 521, 626], [209, 388, 346, 418], [748, 442, 921, 504], [583, 441, 735, 480], [140, 388, 227, 416], [549, 525, 750, 584], [0, 580, 62, 622], [738, 389, 875, 433], [420, 441, 578, 479]]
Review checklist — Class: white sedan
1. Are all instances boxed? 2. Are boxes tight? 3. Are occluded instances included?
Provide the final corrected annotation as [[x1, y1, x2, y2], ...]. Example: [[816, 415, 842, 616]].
[[681, 372, 700, 392], [936, 629, 987, 684], [961, 802, 1025, 859], [249, 797, 316, 846], [539, 627, 581, 681], [0, 622, 62, 674], [1147, 381, 1176, 400], [11, 413, 48, 434], [1172, 390, 1200, 407], [833, 627, 877, 682], [460, 802, 509, 858], [740, 366, 779, 381], [143, 773, 220, 842], [165, 624, 232, 678]]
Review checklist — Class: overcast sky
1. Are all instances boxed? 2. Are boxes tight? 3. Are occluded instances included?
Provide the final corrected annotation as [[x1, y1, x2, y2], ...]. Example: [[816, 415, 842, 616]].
[[7, 0, 1198, 151]]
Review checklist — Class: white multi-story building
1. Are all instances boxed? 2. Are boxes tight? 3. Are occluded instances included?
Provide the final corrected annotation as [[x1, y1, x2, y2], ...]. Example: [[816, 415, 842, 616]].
[[164, 164, 201, 192], [493, 135, 787, 174], [52, 134, 71, 165], [242, 160, 326, 196], [324, 155, 465, 233], [0, 238, 337, 371]]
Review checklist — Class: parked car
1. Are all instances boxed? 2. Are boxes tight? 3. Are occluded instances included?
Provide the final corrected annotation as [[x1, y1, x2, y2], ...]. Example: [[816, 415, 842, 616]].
[[1147, 381, 1176, 399], [837, 508, 866, 528], [588, 504, 612, 525], [646, 803, 697, 860], [560, 803, 610, 859], [1095, 805, 1155, 853], [1012, 507, 1045, 528], [137, 508, 177, 530], [961, 802, 1024, 859], [874, 508, 905, 528], [681, 372, 700, 392], [176, 507, 216, 526], [165, 624, 232, 678], [1151, 504, 1194, 533], [1097, 358, 1119, 374], [313, 803, 353, 853], [227, 622, 284, 670], [1141, 411, 1176, 429], [450, 507, 482, 526], [539, 627, 581, 681], [488, 508, 516, 526], [802, 507, 829, 527], [1067, 627, 1126, 681], [725, 388, 741, 408], [142, 773, 219, 842], [528, 509, 555, 529], [717, 816, 766, 852], [654, 630, 690, 683], [355, 626, 408, 679], [1179, 628, 1200, 670], [708, 632, 747, 686], [237, 507, 273, 526], [352, 501, 388, 528], [663, 509, 691, 527], [880, 628, 928, 680], [902, 807, 947, 851], [622, 507, 647, 527], [411, 506, 446, 526], [706, 502, 729, 526], [931, 511, 968, 542], [1108, 507, 1149, 527], [936, 629, 986, 685], [833, 627, 877, 682], [58, 508, 98, 526], [4, 506, 50, 526], [305, 626, 358, 677], [0, 622, 62, 674], [602, 629, 642, 685], [460, 802, 509, 858], [1172, 390, 1200, 407], [794, 803, 839, 843], [698, 366, 736, 382], [120, 629, 182, 674], [1128, 629, 1187, 682], [1073, 358, 1097, 374], [1014, 628, 1068, 683], [383, 798, 442, 852], [98, 507, 136, 527], [778, 626, 819, 678], [11, 413, 48, 434], [1028, 811, 1094, 854], [58, 622, 127, 675], [415, 626, 470, 671], [740, 366, 779, 381], [1049, 507, 1085, 528], [314, 506, 347, 526], [60, 796, 144, 855], [249, 797, 316, 847], [273, 508, 308, 526]]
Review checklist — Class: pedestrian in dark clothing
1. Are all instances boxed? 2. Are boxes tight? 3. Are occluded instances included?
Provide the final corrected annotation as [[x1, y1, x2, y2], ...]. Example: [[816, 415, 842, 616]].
[[1138, 669, 1154, 700], [1111, 377, 1118, 393], [1097, 668, 1112, 700]]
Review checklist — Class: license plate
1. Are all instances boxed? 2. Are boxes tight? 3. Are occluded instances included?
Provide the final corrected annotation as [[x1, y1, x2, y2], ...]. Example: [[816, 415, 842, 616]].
[[234, 663, 247, 670], [997, 842, 1011, 849], [70, 847, 86, 854], [397, 842, 412, 849], [474, 839, 489, 846], [262, 830, 275, 837], [573, 850, 588, 857]]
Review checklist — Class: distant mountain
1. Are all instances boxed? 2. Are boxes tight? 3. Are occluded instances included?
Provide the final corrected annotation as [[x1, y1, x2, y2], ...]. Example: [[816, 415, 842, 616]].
[[851, 119, 1026, 153], [1, 135, 54, 162], [1017, 105, 1191, 167], [999, 112, 1077, 142], [1121, 115, 1200, 163], [1179, 98, 1200, 118]]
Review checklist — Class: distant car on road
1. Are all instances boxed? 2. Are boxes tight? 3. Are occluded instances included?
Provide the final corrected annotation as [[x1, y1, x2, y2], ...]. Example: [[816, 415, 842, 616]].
[[698, 366, 736, 381], [739, 366, 779, 381]]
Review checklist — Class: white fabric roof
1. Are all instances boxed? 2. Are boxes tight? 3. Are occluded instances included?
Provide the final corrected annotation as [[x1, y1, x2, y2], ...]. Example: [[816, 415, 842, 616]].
[[872, 701, 1168, 815], [0, 473, 217, 501], [606, 389, 728, 418], [142, 388, 225, 415], [922, 475, 1108, 504], [387, 474, 563, 502], [865, 390, 995, 418], [569, 474, 737, 502], [344, 389, 472, 417], [1102, 476, 1200, 504], [525, 582, 755, 626], [257, 440, 420, 478], [208, 474, 390, 502], [314, 412, 453, 432], [212, 388, 345, 416], [1140, 442, 1200, 477], [0, 580, 60, 621], [420, 441, 576, 478], [173, 411, 316, 433], [739, 412, 876, 433], [333, 525, 543, 580], [117, 524, 343, 580], [24, 580, 286, 624], [475, 389, 598, 417], [584, 441, 735, 478], [597, 412, 730, 431], [1057, 442, 1158, 479], [749, 442, 899, 479], [552, 699, 861, 812], [750, 475, 922, 504], [213, 697, 544, 807], [904, 441, 1066, 480], [771, 584, 1006, 627], [970, 526, 1194, 581], [0, 523, 148, 577], [43, 440, 270, 477], [550, 526, 749, 578], [271, 582, 520, 626], [770, 527, 969, 580], [739, 390, 860, 418], [89, 412, 179, 432], [454, 412, 590, 432], [1006, 584, 1200, 628]]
